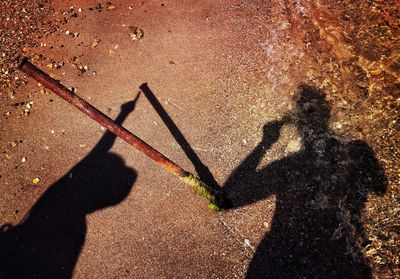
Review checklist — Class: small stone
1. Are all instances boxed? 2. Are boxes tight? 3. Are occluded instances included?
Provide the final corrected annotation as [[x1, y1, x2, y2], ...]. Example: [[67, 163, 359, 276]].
[[130, 26, 144, 40], [32, 177, 41, 185], [91, 38, 101, 48], [23, 109, 30, 116], [334, 122, 343, 129], [21, 157, 27, 163], [244, 239, 252, 247], [26, 101, 33, 109]]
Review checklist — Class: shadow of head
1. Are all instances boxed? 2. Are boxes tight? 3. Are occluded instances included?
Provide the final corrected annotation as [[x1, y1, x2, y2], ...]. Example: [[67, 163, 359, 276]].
[[0, 96, 139, 279], [293, 85, 331, 138], [293, 85, 387, 196], [72, 152, 137, 214], [69, 95, 141, 214]]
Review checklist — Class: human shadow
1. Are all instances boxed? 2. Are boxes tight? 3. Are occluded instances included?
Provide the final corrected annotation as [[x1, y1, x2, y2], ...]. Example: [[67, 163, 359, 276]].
[[0, 95, 139, 279], [223, 85, 388, 278]]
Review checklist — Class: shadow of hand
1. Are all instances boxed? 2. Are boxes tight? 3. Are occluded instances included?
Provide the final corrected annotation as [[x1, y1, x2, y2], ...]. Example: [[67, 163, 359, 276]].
[[120, 92, 140, 114], [262, 120, 285, 146]]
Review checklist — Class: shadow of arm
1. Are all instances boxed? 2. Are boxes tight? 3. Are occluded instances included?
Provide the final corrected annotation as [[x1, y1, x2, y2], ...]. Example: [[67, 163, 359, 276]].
[[90, 93, 140, 154], [223, 120, 285, 207]]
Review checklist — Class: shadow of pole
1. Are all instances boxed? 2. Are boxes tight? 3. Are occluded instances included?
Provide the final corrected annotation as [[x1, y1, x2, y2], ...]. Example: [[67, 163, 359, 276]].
[[140, 83, 220, 191]]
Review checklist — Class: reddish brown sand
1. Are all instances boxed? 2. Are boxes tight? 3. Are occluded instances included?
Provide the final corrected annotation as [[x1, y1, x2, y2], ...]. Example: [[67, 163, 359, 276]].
[[1, 0, 399, 278]]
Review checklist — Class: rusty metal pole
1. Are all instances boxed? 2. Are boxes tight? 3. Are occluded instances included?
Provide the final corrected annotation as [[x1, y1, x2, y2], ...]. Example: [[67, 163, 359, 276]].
[[18, 58, 228, 211]]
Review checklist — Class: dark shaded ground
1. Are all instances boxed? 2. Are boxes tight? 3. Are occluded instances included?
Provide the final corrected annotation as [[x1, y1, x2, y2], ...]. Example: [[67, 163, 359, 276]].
[[0, 97, 138, 278], [224, 86, 387, 278]]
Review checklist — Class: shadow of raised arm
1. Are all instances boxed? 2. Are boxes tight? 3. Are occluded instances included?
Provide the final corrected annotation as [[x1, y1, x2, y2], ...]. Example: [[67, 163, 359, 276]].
[[91, 93, 140, 154], [223, 119, 285, 208]]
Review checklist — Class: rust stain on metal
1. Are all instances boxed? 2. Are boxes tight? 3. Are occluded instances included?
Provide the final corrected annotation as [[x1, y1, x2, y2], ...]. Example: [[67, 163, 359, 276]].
[[18, 58, 187, 178], [18, 58, 228, 210]]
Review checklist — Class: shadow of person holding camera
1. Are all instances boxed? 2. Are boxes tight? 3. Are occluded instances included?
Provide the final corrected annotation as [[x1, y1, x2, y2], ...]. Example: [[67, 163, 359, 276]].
[[224, 85, 387, 278], [0, 95, 140, 279]]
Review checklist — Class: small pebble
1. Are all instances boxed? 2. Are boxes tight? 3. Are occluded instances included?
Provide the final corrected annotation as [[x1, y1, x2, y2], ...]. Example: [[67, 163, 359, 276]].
[[334, 122, 343, 129], [244, 239, 252, 248], [32, 177, 41, 185], [130, 26, 144, 40], [91, 39, 101, 48]]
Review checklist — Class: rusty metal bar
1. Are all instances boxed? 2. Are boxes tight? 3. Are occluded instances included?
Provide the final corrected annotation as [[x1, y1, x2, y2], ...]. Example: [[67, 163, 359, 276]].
[[18, 58, 227, 210], [19, 58, 186, 177]]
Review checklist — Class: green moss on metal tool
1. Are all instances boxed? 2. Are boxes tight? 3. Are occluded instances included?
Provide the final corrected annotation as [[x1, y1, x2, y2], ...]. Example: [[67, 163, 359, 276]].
[[207, 203, 220, 212], [180, 173, 222, 211]]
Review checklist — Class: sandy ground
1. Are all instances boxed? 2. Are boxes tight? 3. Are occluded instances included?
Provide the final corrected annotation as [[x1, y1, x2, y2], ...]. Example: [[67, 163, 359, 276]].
[[1, 0, 399, 278]]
